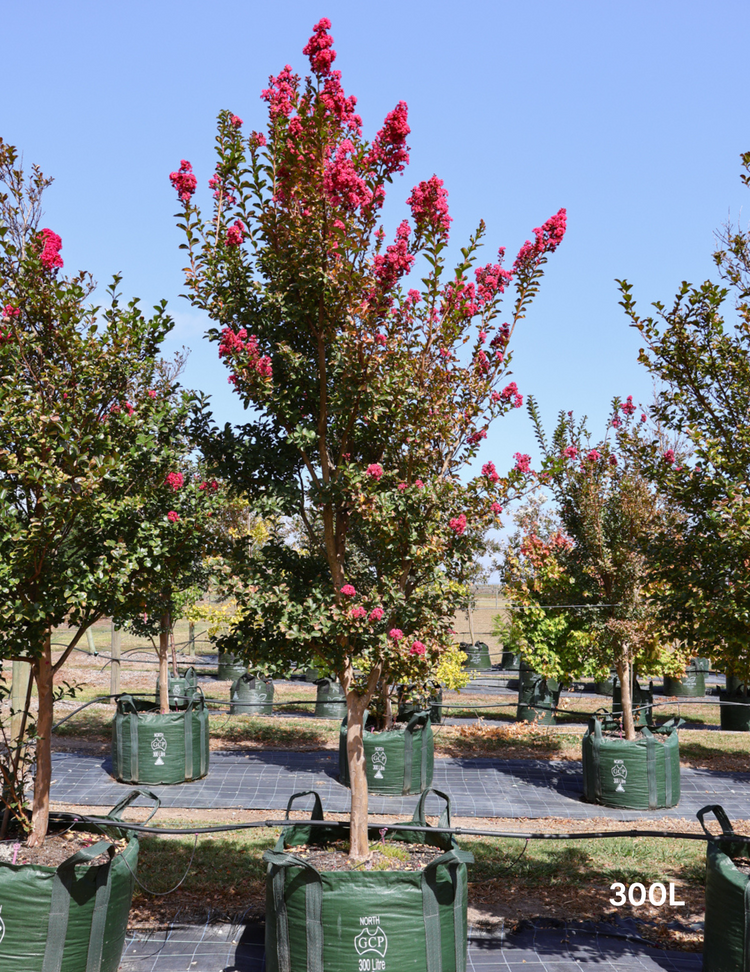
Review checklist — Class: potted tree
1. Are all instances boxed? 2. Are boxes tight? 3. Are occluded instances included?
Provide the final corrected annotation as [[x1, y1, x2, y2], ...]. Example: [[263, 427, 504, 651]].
[[172, 17, 565, 969]]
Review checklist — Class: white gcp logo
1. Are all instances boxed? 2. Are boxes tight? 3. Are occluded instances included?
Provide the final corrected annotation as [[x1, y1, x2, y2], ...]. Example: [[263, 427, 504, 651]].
[[151, 732, 167, 765], [371, 748, 387, 780], [355, 915, 388, 965], [611, 759, 627, 792]]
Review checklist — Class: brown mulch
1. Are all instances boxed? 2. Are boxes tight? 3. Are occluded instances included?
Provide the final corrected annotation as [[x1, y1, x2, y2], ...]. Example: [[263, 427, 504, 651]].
[[0, 830, 128, 868]]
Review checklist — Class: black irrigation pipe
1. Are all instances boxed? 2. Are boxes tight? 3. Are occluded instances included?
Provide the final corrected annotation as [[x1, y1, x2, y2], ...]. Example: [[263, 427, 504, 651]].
[[48, 810, 724, 844]]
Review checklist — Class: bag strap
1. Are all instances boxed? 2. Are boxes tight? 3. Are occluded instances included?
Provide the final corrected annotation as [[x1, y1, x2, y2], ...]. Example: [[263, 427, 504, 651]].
[[199, 708, 208, 776], [697, 804, 736, 838], [285, 790, 324, 822], [588, 718, 603, 800], [641, 727, 658, 810], [109, 788, 161, 825], [129, 705, 139, 780], [411, 788, 452, 831], [421, 849, 474, 972], [184, 706, 194, 779], [42, 840, 114, 972], [264, 850, 323, 972]]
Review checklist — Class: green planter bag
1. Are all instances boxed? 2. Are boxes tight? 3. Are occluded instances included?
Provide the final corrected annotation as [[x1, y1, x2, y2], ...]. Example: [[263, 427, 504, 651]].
[[111, 693, 209, 784], [595, 671, 616, 696], [720, 690, 750, 731], [460, 641, 492, 670], [397, 681, 443, 725], [314, 678, 347, 720], [698, 804, 750, 972], [663, 664, 705, 698], [265, 788, 473, 972], [500, 650, 521, 671], [339, 711, 434, 795], [155, 666, 199, 710], [230, 674, 274, 715], [516, 669, 560, 725], [304, 666, 321, 683], [581, 716, 681, 810], [612, 677, 653, 727], [217, 650, 246, 681], [0, 788, 159, 972], [726, 675, 747, 695]]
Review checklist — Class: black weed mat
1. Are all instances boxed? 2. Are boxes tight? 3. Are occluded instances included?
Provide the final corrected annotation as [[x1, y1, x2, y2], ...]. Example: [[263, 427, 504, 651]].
[[119, 917, 702, 971]]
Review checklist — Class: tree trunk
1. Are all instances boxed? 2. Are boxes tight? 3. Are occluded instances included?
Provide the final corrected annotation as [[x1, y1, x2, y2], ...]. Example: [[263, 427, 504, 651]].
[[616, 658, 636, 741], [28, 634, 53, 847], [381, 680, 393, 730], [467, 604, 475, 646], [159, 611, 171, 714], [345, 690, 370, 862]]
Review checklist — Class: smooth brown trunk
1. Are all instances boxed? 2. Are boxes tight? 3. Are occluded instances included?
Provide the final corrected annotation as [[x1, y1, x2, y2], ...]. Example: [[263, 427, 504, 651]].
[[159, 611, 171, 714], [616, 658, 636, 741], [28, 635, 53, 847], [346, 693, 370, 861], [381, 681, 393, 730], [467, 605, 475, 646]]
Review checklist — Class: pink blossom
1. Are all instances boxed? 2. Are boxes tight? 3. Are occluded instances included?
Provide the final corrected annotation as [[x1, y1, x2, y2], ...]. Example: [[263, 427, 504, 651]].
[[482, 461, 500, 483], [407, 175, 452, 236], [38, 228, 63, 270], [500, 381, 523, 409], [109, 404, 121, 414], [475, 253, 513, 304], [375, 333, 387, 346], [414, 479, 425, 489], [409, 641, 426, 656], [250, 131, 267, 149], [512, 208, 567, 273], [609, 454, 618, 466], [261, 65, 298, 120], [169, 160, 197, 204], [340, 584, 357, 597], [490, 502, 503, 515], [611, 417, 621, 428], [303, 17, 336, 76], [2, 304, 20, 322], [319, 70, 362, 133], [229, 114, 243, 128], [467, 429, 487, 446], [324, 140, 372, 210], [366, 463, 384, 480], [369, 607, 384, 621], [586, 450, 602, 463], [663, 449, 675, 464], [373, 221, 414, 288], [474, 350, 490, 373], [369, 101, 410, 176], [123, 401, 135, 416], [449, 513, 467, 535], [389, 628, 404, 641], [166, 471, 184, 491], [640, 413, 647, 423], [397, 482, 408, 491], [514, 453, 531, 474], [621, 395, 636, 416], [147, 389, 157, 398], [563, 445, 578, 459], [167, 511, 180, 523], [226, 220, 245, 247], [350, 606, 367, 619]]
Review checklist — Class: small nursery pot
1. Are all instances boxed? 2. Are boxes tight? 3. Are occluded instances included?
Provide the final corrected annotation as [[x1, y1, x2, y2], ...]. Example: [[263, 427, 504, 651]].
[[111, 693, 209, 784], [460, 641, 492, 671], [217, 650, 247, 681], [155, 666, 200, 710], [0, 788, 159, 972], [265, 788, 472, 972], [230, 673, 275, 716], [339, 711, 434, 795], [314, 677, 347, 720], [582, 716, 681, 810]]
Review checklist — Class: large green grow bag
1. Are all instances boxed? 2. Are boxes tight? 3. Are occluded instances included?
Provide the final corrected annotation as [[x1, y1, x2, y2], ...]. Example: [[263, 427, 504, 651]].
[[265, 788, 473, 972], [339, 711, 434, 795], [699, 804, 750, 971], [397, 680, 443, 725], [460, 641, 492, 670], [315, 678, 347, 719], [0, 788, 159, 972], [581, 716, 681, 810], [111, 693, 209, 784], [726, 675, 748, 694], [217, 650, 246, 681], [516, 670, 561, 725], [612, 677, 653, 727], [155, 666, 200, 710], [663, 665, 705, 697], [500, 650, 521, 671], [720, 691, 750, 731], [230, 673, 274, 715], [595, 671, 616, 696]]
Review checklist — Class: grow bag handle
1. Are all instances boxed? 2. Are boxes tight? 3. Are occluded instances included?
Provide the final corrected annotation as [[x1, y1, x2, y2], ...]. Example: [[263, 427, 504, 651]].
[[109, 787, 162, 825], [183, 685, 206, 711], [264, 850, 323, 972], [411, 787, 453, 831], [697, 804, 737, 839], [406, 710, 431, 732], [116, 693, 140, 715], [182, 666, 198, 682], [651, 717, 684, 734], [284, 790, 324, 822]]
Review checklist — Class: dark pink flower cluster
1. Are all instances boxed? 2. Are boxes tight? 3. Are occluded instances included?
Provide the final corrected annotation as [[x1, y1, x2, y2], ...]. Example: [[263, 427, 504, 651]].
[[512, 208, 567, 273], [563, 445, 578, 459], [169, 161, 197, 204], [230, 114, 243, 128], [397, 482, 407, 491], [409, 641, 426, 656], [320, 71, 362, 133], [474, 350, 490, 373], [350, 606, 367, 619], [324, 141, 371, 210], [208, 171, 237, 206], [166, 471, 184, 491], [467, 429, 487, 446], [514, 453, 531, 473], [621, 395, 636, 416], [261, 65, 298, 120], [482, 461, 500, 483], [640, 413, 647, 423], [123, 402, 135, 416], [475, 253, 513, 303], [147, 389, 157, 399], [218, 326, 272, 380], [414, 479, 425, 489], [303, 18, 336, 76], [490, 502, 503, 515], [249, 131, 267, 149], [586, 450, 602, 463], [39, 228, 63, 269], [449, 513, 467, 535], [663, 449, 675, 464], [611, 416, 621, 428], [369, 607, 384, 621], [407, 175, 451, 236], [167, 511, 180, 523], [609, 454, 618, 466], [226, 220, 245, 247], [374, 221, 414, 289], [2, 304, 20, 322], [199, 480, 219, 491], [499, 382, 523, 408], [341, 584, 357, 597], [389, 628, 404, 641], [366, 463, 384, 480], [369, 101, 410, 176]]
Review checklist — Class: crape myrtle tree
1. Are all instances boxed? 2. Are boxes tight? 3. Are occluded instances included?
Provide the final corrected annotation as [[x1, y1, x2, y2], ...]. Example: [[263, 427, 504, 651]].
[[0, 140, 222, 845], [522, 398, 686, 739], [173, 19, 566, 859], [618, 152, 750, 685]]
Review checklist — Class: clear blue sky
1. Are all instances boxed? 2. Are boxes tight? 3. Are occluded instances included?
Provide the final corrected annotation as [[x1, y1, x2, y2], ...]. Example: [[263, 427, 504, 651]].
[[4, 0, 750, 475]]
